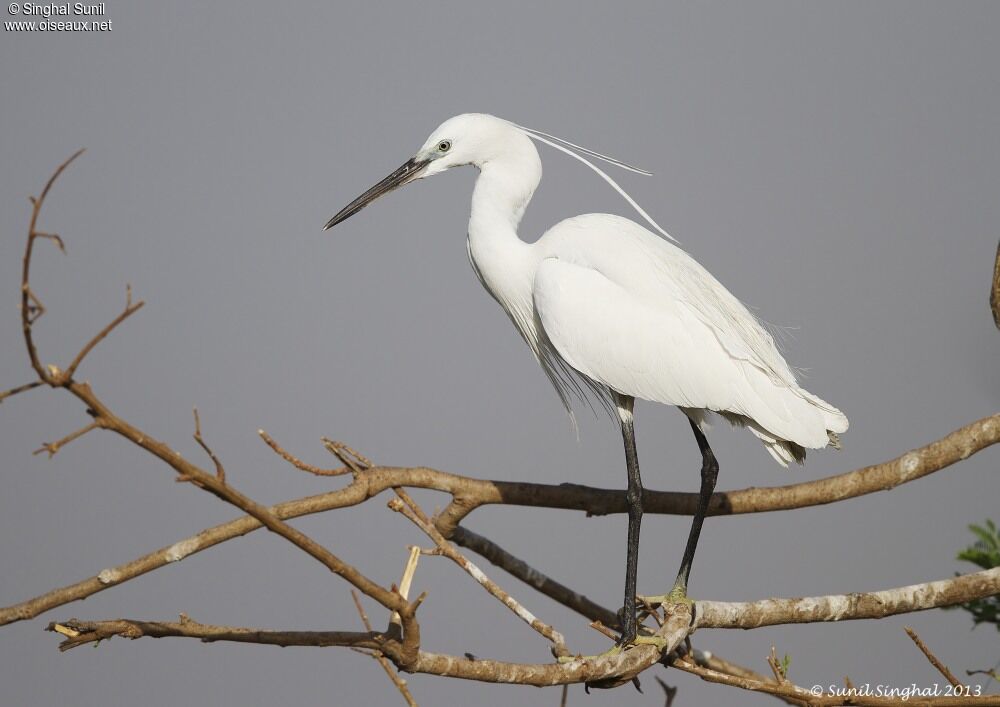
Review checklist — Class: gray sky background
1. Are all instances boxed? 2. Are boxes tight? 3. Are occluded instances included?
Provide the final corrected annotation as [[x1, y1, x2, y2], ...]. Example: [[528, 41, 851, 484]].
[[1, 2, 998, 705]]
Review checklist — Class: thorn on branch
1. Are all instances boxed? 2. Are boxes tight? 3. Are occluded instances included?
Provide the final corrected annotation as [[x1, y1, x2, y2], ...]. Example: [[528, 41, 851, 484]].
[[192, 408, 225, 483], [33, 421, 101, 458], [258, 430, 349, 477]]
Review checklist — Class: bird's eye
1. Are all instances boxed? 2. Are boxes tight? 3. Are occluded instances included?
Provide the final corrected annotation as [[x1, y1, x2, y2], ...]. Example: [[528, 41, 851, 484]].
[[438, 140, 452, 153]]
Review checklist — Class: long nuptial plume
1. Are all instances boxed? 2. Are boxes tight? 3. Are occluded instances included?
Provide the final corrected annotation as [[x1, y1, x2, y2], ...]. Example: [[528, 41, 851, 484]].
[[506, 120, 679, 243]]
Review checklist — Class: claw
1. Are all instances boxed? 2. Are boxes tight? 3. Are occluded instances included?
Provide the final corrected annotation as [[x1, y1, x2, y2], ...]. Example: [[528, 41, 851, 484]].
[[632, 634, 668, 651]]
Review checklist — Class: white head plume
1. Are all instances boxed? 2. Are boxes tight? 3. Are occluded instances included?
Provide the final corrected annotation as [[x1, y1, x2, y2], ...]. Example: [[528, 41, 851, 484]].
[[506, 120, 678, 243]]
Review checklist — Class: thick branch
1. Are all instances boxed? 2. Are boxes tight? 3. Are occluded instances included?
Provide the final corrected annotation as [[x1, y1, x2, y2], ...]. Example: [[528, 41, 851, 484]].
[[47, 608, 693, 688], [694, 567, 1000, 629]]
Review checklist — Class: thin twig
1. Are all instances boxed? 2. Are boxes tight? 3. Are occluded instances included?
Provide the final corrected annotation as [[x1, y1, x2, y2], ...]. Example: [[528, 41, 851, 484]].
[[691, 650, 802, 706], [192, 408, 225, 483], [322, 437, 372, 474], [20, 150, 85, 375], [258, 430, 349, 476], [43, 612, 693, 688], [450, 525, 620, 629], [0, 380, 44, 404], [33, 421, 101, 458], [672, 653, 1000, 707], [588, 621, 618, 641], [62, 284, 145, 381], [904, 626, 962, 688]]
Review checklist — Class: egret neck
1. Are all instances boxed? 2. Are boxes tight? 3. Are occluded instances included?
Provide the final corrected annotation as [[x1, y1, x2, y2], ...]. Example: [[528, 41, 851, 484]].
[[466, 146, 541, 315]]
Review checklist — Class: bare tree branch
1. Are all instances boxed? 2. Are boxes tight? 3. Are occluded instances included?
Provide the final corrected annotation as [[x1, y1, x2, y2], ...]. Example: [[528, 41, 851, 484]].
[[3, 413, 997, 628], [904, 626, 962, 689], [673, 652, 994, 706], [691, 649, 803, 706], [8, 152, 1000, 698], [44, 608, 693, 687], [46, 617, 383, 653], [450, 525, 620, 629], [33, 420, 101, 458], [62, 284, 145, 381], [0, 380, 43, 404], [192, 408, 225, 483], [20, 149, 85, 384], [14, 153, 423, 668], [694, 567, 1000, 629], [259, 429, 348, 476]]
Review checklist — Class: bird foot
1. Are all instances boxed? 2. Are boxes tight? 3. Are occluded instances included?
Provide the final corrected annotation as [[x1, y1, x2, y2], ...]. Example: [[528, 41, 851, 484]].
[[631, 634, 669, 651]]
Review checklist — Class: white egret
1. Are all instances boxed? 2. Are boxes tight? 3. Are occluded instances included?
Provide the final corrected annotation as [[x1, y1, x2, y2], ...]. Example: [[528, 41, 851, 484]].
[[324, 113, 848, 647]]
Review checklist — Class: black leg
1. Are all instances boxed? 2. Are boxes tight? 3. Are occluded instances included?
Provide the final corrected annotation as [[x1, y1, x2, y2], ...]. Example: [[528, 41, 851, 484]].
[[615, 394, 642, 646], [671, 418, 719, 596]]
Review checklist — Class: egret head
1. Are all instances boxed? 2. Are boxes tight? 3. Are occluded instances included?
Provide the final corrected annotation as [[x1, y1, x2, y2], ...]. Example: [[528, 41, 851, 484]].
[[324, 113, 673, 241], [324, 113, 531, 230]]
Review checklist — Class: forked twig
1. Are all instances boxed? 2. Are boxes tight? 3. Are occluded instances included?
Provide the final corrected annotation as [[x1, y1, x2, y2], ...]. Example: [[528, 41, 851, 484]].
[[33, 421, 101, 458], [192, 408, 226, 483], [258, 430, 349, 476], [63, 284, 145, 381], [322, 437, 371, 474]]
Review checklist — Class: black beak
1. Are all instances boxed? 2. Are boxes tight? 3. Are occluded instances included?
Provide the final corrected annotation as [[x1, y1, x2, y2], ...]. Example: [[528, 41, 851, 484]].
[[324, 157, 430, 231]]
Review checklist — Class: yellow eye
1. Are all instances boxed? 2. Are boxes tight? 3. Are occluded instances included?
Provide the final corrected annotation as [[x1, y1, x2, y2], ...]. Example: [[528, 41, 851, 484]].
[[438, 140, 451, 152]]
